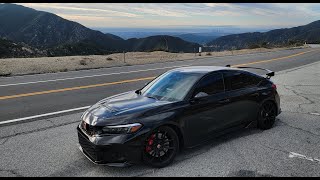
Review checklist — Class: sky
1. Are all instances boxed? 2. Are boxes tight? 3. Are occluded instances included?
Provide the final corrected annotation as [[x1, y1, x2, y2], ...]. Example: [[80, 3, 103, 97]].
[[17, 3, 320, 29]]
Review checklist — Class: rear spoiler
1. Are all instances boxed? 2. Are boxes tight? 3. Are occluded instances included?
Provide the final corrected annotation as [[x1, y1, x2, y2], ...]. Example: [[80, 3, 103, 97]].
[[225, 64, 274, 79]]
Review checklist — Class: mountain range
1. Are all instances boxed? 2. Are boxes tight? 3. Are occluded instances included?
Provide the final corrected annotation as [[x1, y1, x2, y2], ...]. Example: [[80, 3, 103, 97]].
[[0, 3, 200, 58], [176, 33, 220, 45], [102, 32, 220, 45], [207, 20, 320, 51], [0, 3, 319, 58], [94, 26, 271, 44]]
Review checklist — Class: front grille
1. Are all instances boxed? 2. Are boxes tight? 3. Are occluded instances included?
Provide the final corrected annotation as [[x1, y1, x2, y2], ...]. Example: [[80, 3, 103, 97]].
[[78, 131, 98, 161]]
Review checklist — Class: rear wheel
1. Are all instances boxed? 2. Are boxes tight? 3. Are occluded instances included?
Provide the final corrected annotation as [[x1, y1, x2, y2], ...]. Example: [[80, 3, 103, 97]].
[[257, 101, 277, 130], [142, 126, 179, 168]]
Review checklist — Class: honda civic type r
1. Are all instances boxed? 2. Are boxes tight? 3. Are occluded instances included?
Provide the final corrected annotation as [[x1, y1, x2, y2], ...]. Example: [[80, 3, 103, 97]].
[[77, 65, 281, 167]]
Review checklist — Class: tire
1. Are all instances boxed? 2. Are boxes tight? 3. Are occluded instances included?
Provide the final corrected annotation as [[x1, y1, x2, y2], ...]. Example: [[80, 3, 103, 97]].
[[257, 101, 277, 130], [142, 126, 179, 168]]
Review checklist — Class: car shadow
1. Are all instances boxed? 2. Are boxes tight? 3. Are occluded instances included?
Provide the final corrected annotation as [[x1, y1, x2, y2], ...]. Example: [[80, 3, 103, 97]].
[[175, 125, 263, 164], [78, 119, 282, 176]]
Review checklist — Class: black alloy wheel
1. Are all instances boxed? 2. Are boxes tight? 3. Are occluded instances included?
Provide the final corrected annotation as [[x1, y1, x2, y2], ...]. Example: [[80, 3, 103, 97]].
[[142, 126, 179, 168], [258, 101, 277, 130]]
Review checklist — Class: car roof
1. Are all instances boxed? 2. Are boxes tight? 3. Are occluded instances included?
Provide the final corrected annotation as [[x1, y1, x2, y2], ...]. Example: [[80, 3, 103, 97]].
[[169, 66, 240, 74]]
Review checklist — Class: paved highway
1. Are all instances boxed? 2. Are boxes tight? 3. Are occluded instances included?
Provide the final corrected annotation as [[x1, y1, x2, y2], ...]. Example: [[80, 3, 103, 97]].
[[0, 59, 319, 177], [0, 47, 320, 177], [0, 47, 319, 123]]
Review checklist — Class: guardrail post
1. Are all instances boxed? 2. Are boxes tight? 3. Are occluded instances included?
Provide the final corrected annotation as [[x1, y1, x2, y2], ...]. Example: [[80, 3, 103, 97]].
[[123, 51, 126, 63]]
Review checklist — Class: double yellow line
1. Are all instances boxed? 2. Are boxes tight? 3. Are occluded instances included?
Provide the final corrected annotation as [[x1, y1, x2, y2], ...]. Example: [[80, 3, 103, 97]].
[[0, 49, 316, 100], [0, 77, 155, 100], [231, 50, 313, 67]]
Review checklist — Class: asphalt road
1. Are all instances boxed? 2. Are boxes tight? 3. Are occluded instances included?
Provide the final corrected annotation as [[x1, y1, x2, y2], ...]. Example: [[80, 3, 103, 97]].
[[0, 59, 319, 177], [0, 47, 320, 122]]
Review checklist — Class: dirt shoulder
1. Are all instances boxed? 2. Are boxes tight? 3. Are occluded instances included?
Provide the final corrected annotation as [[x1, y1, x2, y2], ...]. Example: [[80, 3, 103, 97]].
[[0, 46, 309, 77]]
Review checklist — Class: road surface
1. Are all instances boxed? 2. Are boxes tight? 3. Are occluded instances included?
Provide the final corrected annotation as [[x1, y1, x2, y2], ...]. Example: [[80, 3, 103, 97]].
[[0, 47, 319, 122], [0, 47, 320, 177]]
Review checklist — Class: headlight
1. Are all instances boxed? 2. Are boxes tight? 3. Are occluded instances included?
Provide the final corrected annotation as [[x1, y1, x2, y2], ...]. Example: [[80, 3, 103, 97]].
[[102, 123, 142, 134]]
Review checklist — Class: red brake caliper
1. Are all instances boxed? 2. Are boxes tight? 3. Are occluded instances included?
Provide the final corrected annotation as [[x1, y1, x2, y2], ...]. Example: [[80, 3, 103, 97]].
[[145, 134, 156, 153]]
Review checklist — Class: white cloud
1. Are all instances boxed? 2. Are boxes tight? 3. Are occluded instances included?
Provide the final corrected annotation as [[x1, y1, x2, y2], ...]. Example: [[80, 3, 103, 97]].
[[18, 3, 140, 18], [132, 6, 188, 17], [15, 3, 320, 28]]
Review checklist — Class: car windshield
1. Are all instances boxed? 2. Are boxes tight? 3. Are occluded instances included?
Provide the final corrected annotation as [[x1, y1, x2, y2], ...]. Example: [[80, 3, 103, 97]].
[[140, 71, 202, 102]]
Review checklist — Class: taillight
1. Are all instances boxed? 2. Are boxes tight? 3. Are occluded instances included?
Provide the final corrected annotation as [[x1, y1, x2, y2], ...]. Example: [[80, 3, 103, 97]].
[[272, 84, 277, 90]]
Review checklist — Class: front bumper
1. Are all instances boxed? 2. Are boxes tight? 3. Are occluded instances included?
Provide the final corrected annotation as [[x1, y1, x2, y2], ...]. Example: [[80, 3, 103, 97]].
[[78, 146, 132, 167], [77, 125, 144, 166]]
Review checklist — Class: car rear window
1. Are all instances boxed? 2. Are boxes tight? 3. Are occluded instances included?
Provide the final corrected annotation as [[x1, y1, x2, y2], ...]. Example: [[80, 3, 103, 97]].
[[223, 71, 262, 91]]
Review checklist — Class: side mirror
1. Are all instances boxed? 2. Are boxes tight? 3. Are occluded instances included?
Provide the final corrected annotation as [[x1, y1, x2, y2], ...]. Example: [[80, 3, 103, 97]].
[[190, 92, 208, 104], [194, 92, 208, 98], [135, 89, 141, 94]]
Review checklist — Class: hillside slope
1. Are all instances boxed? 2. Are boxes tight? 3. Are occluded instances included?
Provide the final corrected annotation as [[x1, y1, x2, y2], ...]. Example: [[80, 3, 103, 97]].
[[127, 35, 199, 53], [0, 3, 201, 57], [208, 20, 320, 51], [0, 38, 45, 58]]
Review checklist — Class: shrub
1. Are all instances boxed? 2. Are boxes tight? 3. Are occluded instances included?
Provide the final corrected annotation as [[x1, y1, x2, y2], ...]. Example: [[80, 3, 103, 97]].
[[106, 57, 113, 61], [79, 59, 87, 65], [206, 52, 212, 56], [248, 44, 260, 49], [261, 42, 268, 48], [0, 72, 12, 77], [60, 68, 68, 72]]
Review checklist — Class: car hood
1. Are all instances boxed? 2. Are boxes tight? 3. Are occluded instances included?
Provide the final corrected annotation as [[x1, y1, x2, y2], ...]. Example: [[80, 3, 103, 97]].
[[82, 91, 171, 126]]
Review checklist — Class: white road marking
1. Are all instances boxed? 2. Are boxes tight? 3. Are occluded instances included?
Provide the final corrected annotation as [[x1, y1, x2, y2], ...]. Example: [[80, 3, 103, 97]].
[[0, 64, 192, 125], [0, 49, 315, 125], [289, 152, 320, 163], [0, 65, 191, 87], [310, 112, 320, 116], [0, 106, 90, 126], [0, 48, 313, 87]]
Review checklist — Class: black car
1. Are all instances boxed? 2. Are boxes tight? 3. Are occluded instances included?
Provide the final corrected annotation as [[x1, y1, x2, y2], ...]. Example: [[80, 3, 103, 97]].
[[77, 65, 281, 167]]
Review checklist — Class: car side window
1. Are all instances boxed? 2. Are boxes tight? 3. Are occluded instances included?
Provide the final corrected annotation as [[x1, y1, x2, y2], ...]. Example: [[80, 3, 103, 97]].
[[193, 73, 224, 96], [223, 71, 261, 91]]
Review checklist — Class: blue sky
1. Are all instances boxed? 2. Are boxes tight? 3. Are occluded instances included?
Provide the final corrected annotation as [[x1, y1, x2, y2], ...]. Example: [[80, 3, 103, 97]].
[[17, 3, 320, 29]]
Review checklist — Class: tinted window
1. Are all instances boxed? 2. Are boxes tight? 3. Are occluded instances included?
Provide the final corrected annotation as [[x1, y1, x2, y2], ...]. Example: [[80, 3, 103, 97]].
[[224, 71, 262, 91], [194, 73, 224, 96], [250, 73, 264, 85], [141, 71, 202, 101]]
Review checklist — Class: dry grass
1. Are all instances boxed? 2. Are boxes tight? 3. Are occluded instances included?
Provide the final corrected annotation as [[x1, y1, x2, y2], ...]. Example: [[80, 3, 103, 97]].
[[0, 46, 308, 76]]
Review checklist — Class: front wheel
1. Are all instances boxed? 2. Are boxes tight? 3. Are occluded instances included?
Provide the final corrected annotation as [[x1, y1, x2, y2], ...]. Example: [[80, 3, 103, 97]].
[[257, 101, 277, 130], [142, 126, 179, 168]]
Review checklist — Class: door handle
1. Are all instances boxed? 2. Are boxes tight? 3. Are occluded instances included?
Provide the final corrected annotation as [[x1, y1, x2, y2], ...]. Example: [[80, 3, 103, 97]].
[[250, 93, 260, 97], [218, 99, 230, 103], [190, 98, 201, 104]]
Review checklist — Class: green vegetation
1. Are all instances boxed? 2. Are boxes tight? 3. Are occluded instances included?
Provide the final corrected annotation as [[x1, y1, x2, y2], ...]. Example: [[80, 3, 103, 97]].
[[0, 38, 42, 58], [0, 4, 201, 58], [208, 20, 320, 51], [79, 59, 87, 66]]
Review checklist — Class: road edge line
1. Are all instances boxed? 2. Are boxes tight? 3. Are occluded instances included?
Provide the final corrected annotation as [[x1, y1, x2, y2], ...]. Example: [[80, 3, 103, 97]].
[[0, 106, 90, 126]]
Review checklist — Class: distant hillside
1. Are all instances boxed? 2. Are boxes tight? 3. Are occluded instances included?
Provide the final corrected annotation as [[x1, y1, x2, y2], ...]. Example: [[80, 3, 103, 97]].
[[103, 32, 220, 45], [177, 33, 219, 45], [0, 3, 201, 57], [0, 38, 45, 58], [127, 35, 199, 53], [104, 31, 182, 40], [207, 20, 320, 51], [0, 3, 126, 51]]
